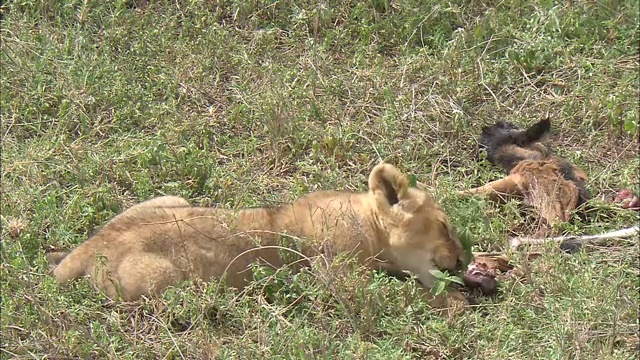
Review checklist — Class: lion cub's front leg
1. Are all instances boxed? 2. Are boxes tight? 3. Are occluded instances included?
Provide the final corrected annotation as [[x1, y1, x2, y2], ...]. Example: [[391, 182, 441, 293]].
[[425, 288, 468, 307]]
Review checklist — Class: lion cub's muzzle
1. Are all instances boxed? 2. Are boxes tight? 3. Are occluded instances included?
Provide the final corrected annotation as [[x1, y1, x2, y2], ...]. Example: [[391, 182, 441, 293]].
[[448, 258, 466, 276]]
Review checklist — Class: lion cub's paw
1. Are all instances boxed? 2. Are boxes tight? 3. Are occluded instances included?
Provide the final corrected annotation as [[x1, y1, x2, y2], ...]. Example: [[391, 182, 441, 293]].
[[426, 288, 469, 311]]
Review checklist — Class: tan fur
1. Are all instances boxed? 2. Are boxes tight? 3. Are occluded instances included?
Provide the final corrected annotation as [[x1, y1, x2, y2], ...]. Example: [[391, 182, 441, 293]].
[[50, 164, 469, 308]]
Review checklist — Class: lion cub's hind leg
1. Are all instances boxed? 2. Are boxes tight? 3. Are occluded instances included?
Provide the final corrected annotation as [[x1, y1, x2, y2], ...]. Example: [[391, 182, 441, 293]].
[[114, 196, 190, 300], [46, 252, 69, 271], [110, 254, 184, 301]]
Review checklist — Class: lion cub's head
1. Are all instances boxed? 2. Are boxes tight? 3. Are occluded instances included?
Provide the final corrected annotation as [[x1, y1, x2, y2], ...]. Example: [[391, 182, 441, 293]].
[[367, 163, 469, 289]]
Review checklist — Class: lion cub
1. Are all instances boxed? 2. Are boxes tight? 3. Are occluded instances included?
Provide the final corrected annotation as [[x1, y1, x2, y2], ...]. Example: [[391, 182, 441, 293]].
[[49, 163, 469, 308]]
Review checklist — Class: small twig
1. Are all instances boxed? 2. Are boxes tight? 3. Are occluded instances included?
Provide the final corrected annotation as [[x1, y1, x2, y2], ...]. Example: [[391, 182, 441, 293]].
[[471, 252, 509, 258], [509, 226, 639, 250]]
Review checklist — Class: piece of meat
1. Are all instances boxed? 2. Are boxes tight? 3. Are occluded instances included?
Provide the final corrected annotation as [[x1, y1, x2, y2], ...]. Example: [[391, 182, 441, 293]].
[[462, 273, 498, 296], [615, 188, 639, 211], [463, 261, 499, 296]]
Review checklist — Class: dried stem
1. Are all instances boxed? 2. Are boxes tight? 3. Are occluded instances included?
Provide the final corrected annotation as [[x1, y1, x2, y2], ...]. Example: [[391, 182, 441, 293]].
[[509, 226, 639, 250]]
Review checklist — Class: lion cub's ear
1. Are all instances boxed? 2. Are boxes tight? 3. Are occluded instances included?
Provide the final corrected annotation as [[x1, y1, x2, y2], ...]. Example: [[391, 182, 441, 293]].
[[368, 163, 410, 207]]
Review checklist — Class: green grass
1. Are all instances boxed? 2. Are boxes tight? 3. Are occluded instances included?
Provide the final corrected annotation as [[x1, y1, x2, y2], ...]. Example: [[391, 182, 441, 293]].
[[2, 0, 638, 358]]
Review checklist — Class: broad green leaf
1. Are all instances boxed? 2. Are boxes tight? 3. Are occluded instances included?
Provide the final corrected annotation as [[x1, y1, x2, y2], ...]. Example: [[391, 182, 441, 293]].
[[431, 281, 446, 296], [429, 269, 445, 279], [409, 174, 418, 188]]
